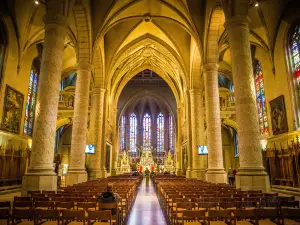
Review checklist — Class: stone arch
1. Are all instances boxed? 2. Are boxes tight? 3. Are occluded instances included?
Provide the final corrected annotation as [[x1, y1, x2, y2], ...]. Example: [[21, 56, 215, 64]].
[[56, 117, 72, 130], [73, 0, 92, 64], [205, 6, 225, 64]]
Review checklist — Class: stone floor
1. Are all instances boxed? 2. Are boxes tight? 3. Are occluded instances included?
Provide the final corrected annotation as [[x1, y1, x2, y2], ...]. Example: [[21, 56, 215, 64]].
[[127, 179, 167, 225]]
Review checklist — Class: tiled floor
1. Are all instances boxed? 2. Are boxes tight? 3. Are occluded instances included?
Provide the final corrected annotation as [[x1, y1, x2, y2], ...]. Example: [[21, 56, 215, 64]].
[[127, 179, 167, 225]]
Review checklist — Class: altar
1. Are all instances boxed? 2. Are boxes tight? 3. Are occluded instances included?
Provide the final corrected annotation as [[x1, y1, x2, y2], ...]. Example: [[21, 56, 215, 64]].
[[138, 149, 156, 172]]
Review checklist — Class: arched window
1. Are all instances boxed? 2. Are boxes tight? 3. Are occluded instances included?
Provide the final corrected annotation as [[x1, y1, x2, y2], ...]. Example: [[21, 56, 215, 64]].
[[120, 116, 126, 152], [254, 60, 269, 135], [143, 113, 151, 150], [130, 113, 137, 152], [24, 58, 40, 136], [169, 115, 174, 152], [157, 113, 164, 152], [289, 24, 300, 119]]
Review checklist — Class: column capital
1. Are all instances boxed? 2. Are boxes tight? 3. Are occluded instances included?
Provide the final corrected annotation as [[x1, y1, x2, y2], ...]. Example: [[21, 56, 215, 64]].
[[224, 15, 250, 29], [45, 0, 75, 28], [76, 62, 92, 71], [202, 63, 219, 73], [93, 87, 106, 95]]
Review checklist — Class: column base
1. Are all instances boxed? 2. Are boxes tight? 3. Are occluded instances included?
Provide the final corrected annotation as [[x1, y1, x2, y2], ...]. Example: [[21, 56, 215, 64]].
[[206, 169, 227, 183], [176, 169, 183, 176], [66, 169, 87, 186], [186, 168, 193, 178], [236, 168, 270, 192], [22, 173, 57, 196], [191, 169, 206, 180], [110, 169, 117, 176], [89, 169, 102, 180]]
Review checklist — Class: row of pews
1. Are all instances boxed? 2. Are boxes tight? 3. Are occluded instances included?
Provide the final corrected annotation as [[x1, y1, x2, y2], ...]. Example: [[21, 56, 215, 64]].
[[154, 176, 300, 225], [0, 174, 142, 225]]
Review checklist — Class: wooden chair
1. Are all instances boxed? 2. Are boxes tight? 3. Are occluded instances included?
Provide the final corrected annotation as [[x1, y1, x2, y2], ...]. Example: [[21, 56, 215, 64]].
[[98, 202, 119, 225], [77, 202, 97, 211], [175, 202, 196, 225], [234, 209, 258, 225], [36, 209, 60, 225], [11, 209, 35, 225], [55, 202, 74, 211], [180, 210, 206, 225], [35, 201, 55, 210], [13, 201, 33, 210], [61, 210, 86, 225], [281, 208, 300, 225], [33, 197, 50, 202], [256, 208, 281, 225], [87, 210, 112, 225], [0, 202, 10, 225], [207, 209, 234, 225], [14, 197, 31, 202]]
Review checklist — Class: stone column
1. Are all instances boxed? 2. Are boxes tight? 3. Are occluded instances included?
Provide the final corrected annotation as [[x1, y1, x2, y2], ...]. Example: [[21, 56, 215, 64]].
[[185, 91, 193, 178], [176, 108, 183, 175], [22, 0, 74, 195], [203, 63, 227, 183], [89, 88, 106, 179], [190, 89, 206, 180], [111, 108, 118, 176], [99, 90, 107, 177], [66, 63, 91, 185], [225, 16, 270, 191]]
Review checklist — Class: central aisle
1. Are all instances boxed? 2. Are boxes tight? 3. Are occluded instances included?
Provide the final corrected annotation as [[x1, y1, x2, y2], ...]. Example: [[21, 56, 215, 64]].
[[127, 179, 167, 225]]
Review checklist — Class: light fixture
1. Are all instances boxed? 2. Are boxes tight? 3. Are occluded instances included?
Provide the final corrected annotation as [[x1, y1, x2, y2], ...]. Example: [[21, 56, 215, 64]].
[[34, 0, 39, 5], [254, 2, 259, 7]]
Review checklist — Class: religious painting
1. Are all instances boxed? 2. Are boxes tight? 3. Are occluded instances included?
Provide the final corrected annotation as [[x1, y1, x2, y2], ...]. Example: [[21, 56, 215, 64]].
[[105, 143, 111, 173], [1, 85, 24, 134], [270, 95, 288, 135], [182, 145, 188, 176]]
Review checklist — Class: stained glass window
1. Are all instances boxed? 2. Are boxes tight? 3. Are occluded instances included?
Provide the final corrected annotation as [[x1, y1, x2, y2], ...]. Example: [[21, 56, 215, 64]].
[[24, 63, 39, 136], [120, 116, 126, 152], [254, 60, 269, 135], [290, 24, 300, 111], [130, 113, 137, 152], [169, 115, 174, 152], [157, 113, 164, 152], [143, 113, 151, 150]]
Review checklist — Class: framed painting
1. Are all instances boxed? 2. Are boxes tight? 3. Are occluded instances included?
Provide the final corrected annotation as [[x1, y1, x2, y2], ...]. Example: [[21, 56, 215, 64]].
[[270, 95, 288, 135], [1, 85, 24, 134]]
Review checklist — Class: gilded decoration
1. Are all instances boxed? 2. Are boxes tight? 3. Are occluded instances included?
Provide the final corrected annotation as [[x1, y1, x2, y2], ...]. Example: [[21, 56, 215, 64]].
[[1, 85, 24, 134]]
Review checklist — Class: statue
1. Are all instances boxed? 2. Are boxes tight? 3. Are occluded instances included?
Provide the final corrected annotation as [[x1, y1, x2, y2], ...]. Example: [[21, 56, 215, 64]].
[[119, 150, 131, 173], [164, 151, 175, 172]]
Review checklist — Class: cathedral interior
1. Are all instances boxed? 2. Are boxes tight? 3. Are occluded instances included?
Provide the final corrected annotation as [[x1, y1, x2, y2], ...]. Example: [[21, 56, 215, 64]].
[[1, 0, 300, 224]]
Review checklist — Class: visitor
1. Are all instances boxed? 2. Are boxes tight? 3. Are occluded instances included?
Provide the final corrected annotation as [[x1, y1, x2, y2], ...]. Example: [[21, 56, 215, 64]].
[[98, 184, 121, 215], [145, 168, 150, 184], [227, 168, 234, 185], [232, 169, 237, 185]]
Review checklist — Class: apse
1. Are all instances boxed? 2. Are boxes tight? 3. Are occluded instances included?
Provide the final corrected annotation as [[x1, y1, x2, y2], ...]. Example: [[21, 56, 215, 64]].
[[117, 69, 177, 167]]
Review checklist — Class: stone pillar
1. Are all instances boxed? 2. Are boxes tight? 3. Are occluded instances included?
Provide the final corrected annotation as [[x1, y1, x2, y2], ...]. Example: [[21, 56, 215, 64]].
[[185, 91, 193, 178], [89, 88, 106, 179], [99, 90, 107, 177], [190, 89, 206, 180], [22, 0, 74, 195], [66, 63, 91, 185], [203, 63, 227, 183], [176, 108, 183, 175], [225, 16, 270, 191], [111, 108, 118, 176]]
